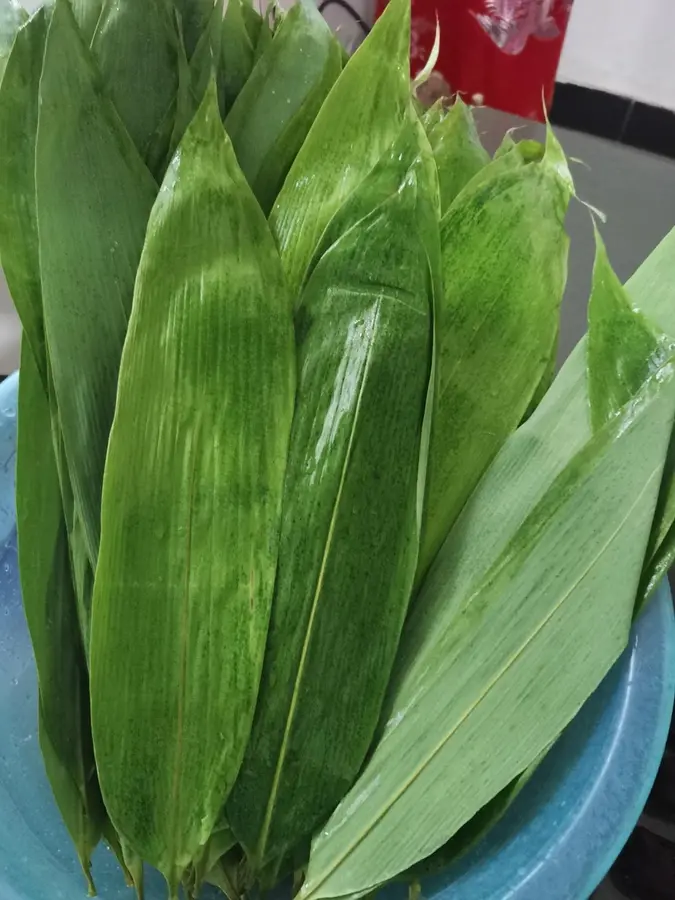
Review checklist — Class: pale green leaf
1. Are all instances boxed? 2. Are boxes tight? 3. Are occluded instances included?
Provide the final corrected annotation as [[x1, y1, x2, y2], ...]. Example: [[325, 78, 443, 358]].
[[302, 363, 675, 900], [70, 0, 103, 43], [240, 0, 262, 45], [418, 126, 573, 583], [253, 13, 272, 62], [299, 233, 675, 900], [227, 164, 433, 872], [424, 97, 489, 213], [225, 0, 342, 215], [269, 0, 412, 301], [90, 84, 295, 892], [36, 0, 157, 567], [17, 341, 104, 891], [91, 0, 180, 166]]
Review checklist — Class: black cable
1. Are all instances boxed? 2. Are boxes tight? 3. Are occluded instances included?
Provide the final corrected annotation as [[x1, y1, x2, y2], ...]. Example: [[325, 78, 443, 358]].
[[318, 0, 371, 36]]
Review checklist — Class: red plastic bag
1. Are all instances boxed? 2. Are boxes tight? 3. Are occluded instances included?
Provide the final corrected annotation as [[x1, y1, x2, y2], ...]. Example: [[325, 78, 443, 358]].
[[377, 0, 575, 121]]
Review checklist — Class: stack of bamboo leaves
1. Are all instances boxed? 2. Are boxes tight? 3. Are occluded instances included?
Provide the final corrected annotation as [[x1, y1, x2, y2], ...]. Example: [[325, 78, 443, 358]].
[[1, 0, 675, 897]]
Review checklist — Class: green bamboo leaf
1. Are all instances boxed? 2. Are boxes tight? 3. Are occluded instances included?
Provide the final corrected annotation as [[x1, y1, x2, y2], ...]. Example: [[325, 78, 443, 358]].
[[253, 14, 272, 62], [91, 0, 180, 165], [70, 0, 103, 43], [417, 126, 573, 584], [241, 0, 262, 45], [90, 84, 295, 894], [0, 7, 47, 387], [225, 0, 342, 215], [36, 0, 157, 569], [227, 170, 433, 871], [588, 227, 674, 432], [424, 97, 489, 213], [217, 0, 255, 117], [17, 342, 105, 892], [174, 0, 214, 58], [0, 0, 26, 84], [301, 275, 675, 899], [521, 321, 558, 423], [269, 0, 412, 301], [170, 0, 223, 156]]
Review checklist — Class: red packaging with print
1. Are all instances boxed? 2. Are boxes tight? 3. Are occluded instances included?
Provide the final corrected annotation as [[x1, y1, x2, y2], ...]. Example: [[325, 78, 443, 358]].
[[375, 0, 574, 122]]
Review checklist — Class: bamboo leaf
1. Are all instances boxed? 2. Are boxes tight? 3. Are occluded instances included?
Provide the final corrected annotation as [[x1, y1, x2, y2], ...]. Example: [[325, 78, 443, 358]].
[[225, 0, 342, 215], [17, 341, 105, 891], [227, 168, 433, 871], [174, 0, 214, 58], [70, 0, 103, 43], [587, 227, 674, 433], [0, 0, 26, 84], [90, 84, 295, 893], [241, 0, 262, 46], [217, 0, 255, 117], [0, 7, 47, 387], [269, 0, 412, 301], [300, 249, 675, 897], [36, 0, 157, 568], [91, 0, 180, 166], [424, 97, 489, 213], [417, 126, 573, 584]]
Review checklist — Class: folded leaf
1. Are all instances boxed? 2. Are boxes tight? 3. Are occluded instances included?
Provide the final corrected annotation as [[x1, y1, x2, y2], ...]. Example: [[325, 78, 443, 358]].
[[217, 0, 255, 116], [36, 0, 157, 570], [418, 126, 573, 583], [90, 85, 295, 894], [269, 0, 411, 301], [0, 8, 47, 387], [227, 171, 433, 871], [17, 342, 104, 892], [0, 0, 26, 84], [424, 97, 489, 213], [91, 0, 180, 166], [225, 0, 342, 215], [301, 241, 675, 898]]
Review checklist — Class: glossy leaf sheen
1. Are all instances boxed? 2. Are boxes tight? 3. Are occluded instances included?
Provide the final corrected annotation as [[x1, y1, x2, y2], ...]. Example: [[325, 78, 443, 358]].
[[418, 130, 572, 582], [227, 176, 432, 869], [36, 0, 157, 567], [92, 0, 179, 166], [174, 0, 213, 58], [269, 0, 411, 301], [302, 296, 675, 900], [225, 0, 342, 215], [90, 86, 295, 890], [17, 343, 104, 889]]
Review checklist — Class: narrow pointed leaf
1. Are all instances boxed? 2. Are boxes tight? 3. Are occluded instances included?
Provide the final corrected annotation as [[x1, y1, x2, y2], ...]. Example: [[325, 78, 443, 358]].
[[70, 0, 103, 43], [17, 342, 105, 888], [0, 8, 47, 387], [91, 0, 180, 165], [588, 228, 673, 433], [217, 0, 255, 116], [174, 0, 214, 58], [0, 0, 26, 83], [36, 0, 157, 568], [90, 85, 295, 889], [269, 0, 412, 301], [225, 0, 342, 215], [227, 172, 432, 870], [424, 97, 489, 213], [418, 127, 573, 583], [253, 14, 273, 62], [301, 282, 675, 899], [241, 0, 262, 46]]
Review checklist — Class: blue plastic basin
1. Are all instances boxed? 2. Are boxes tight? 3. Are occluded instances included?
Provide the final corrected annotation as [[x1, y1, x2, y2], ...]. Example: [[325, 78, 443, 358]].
[[0, 371, 673, 900]]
